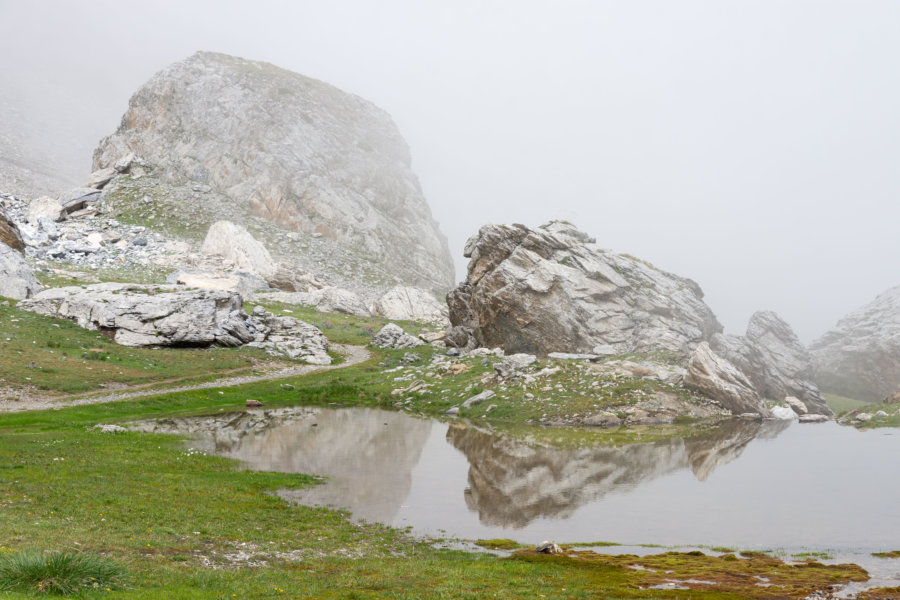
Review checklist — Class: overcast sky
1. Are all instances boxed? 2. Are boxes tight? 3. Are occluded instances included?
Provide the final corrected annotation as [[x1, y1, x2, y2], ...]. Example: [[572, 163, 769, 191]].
[[1, 0, 898, 341]]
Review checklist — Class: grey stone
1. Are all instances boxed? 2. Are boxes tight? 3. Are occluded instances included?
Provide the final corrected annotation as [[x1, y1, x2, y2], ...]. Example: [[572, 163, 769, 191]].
[[536, 541, 562, 554], [494, 353, 536, 378], [56, 188, 101, 212], [447, 221, 721, 357], [462, 390, 496, 409], [371, 286, 448, 324], [26, 196, 64, 223], [371, 323, 424, 349], [114, 153, 136, 173], [683, 342, 770, 417], [811, 285, 900, 401], [92, 51, 454, 294], [711, 311, 831, 416], [799, 414, 830, 424], [201, 220, 276, 278], [84, 167, 118, 189], [0, 243, 41, 299]]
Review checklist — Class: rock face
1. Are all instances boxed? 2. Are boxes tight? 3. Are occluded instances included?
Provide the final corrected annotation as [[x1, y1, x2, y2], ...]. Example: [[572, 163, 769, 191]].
[[447, 221, 721, 357], [810, 286, 900, 401], [0, 242, 41, 299], [711, 311, 831, 416], [18, 283, 330, 364], [371, 286, 448, 324], [683, 343, 769, 417], [200, 220, 276, 278], [0, 205, 24, 251], [93, 51, 454, 294]]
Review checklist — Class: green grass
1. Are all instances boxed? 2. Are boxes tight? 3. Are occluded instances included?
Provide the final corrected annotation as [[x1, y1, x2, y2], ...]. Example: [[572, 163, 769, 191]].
[[0, 550, 126, 595], [824, 393, 873, 416], [0, 300, 294, 396]]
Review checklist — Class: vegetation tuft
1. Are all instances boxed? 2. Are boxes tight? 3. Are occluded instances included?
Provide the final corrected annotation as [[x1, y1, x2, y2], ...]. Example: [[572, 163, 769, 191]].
[[0, 550, 126, 595]]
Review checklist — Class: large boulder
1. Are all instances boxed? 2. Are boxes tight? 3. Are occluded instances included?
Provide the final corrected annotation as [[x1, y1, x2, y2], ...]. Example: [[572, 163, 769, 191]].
[[0, 205, 24, 251], [371, 323, 423, 349], [0, 242, 41, 299], [810, 285, 900, 401], [447, 221, 721, 357], [93, 51, 454, 294], [711, 311, 831, 416], [19, 283, 330, 363], [371, 286, 448, 324], [683, 342, 770, 417], [200, 220, 276, 279]]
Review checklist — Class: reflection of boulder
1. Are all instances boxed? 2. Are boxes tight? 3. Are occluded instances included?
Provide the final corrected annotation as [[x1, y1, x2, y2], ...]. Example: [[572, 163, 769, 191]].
[[683, 419, 789, 481], [446, 420, 784, 528], [132, 407, 432, 524]]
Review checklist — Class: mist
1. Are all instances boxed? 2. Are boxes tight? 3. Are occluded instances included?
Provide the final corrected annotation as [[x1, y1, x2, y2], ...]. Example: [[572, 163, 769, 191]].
[[2, 0, 898, 342]]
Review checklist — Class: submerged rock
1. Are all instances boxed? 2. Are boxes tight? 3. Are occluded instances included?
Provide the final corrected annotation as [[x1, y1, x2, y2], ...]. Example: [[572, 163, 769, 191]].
[[446, 221, 721, 357], [811, 285, 900, 401]]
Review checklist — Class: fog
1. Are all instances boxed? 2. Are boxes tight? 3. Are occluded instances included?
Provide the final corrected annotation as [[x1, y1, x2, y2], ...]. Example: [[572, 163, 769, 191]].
[[2, 0, 898, 342]]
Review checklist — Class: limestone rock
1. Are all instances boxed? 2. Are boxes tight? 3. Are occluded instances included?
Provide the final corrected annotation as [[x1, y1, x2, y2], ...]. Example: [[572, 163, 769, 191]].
[[84, 167, 118, 189], [810, 285, 900, 401], [301, 287, 370, 316], [26, 196, 64, 223], [711, 311, 831, 416], [683, 343, 769, 417], [168, 269, 268, 300], [0, 242, 41, 299], [18, 283, 329, 363], [371, 323, 423, 349], [244, 306, 331, 365], [371, 286, 448, 324], [19, 283, 253, 347], [93, 51, 454, 294], [0, 205, 24, 251], [494, 354, 536, 378], [200, 221, 276, 278], [57, 188, 101, 213], [446, 221, 721, 357]]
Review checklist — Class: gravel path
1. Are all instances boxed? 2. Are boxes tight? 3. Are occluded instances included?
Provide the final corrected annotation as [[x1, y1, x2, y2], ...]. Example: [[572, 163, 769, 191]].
[[0, 344, 371, 413]]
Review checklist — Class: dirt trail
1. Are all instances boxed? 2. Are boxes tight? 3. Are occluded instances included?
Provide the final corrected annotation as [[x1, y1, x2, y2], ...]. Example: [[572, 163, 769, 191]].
[[0, 344, 370, 413]]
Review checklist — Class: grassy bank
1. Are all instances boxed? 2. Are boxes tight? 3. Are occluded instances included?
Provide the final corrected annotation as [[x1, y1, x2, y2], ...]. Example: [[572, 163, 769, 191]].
[[0, 395, 871, 599]]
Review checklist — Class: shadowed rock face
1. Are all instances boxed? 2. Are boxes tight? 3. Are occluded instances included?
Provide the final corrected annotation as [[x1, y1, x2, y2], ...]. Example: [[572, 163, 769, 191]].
[[445, 419, 785, 528], [0, 205, 24, 251], [711, 311, 831, 416], [447, 221, 721, 357], [811, 285, 900, 401], [93, 51, 454, 294]]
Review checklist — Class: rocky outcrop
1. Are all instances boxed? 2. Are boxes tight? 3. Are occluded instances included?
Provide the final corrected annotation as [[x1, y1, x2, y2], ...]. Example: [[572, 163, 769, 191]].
[[810, 286, 900, 401], [447, 221, 721, 357], [252, 287, 370, 317], [0, 205, 24, 251], [711, 311, 831, 416], [93, 51, 454, 294], [0, 242, 41, 299], [371, 286, 448, 324], [200, 220, 276, 279], [683, 343, 769, 417], [18, 283, 330, 364], [371, 323, 423, 349], [168, 269, 268, 301]]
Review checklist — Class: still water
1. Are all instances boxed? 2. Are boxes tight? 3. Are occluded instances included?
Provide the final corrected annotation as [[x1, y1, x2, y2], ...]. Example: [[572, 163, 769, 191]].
[[135, 407, 900, 552]]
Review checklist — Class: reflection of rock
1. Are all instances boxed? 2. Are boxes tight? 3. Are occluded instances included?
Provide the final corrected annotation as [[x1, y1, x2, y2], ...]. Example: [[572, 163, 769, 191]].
[[446, 420, 783, 528], [683, 419, 789, 481], [131, 407, 432, 524]]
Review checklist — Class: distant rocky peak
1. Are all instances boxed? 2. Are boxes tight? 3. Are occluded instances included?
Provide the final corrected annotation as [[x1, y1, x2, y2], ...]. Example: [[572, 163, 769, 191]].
[[93, 51, 454, 295]]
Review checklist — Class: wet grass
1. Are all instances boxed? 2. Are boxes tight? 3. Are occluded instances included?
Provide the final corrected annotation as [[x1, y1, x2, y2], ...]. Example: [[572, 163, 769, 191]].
[[0, 300, 290, 396], [0, 550, 127, 595], [872, 550, 900, 559], [0, 398, 871, 599]]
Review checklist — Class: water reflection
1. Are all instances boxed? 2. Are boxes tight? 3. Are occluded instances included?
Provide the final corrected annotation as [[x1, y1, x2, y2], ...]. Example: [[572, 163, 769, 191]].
[[446, 419, 789, 527]]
